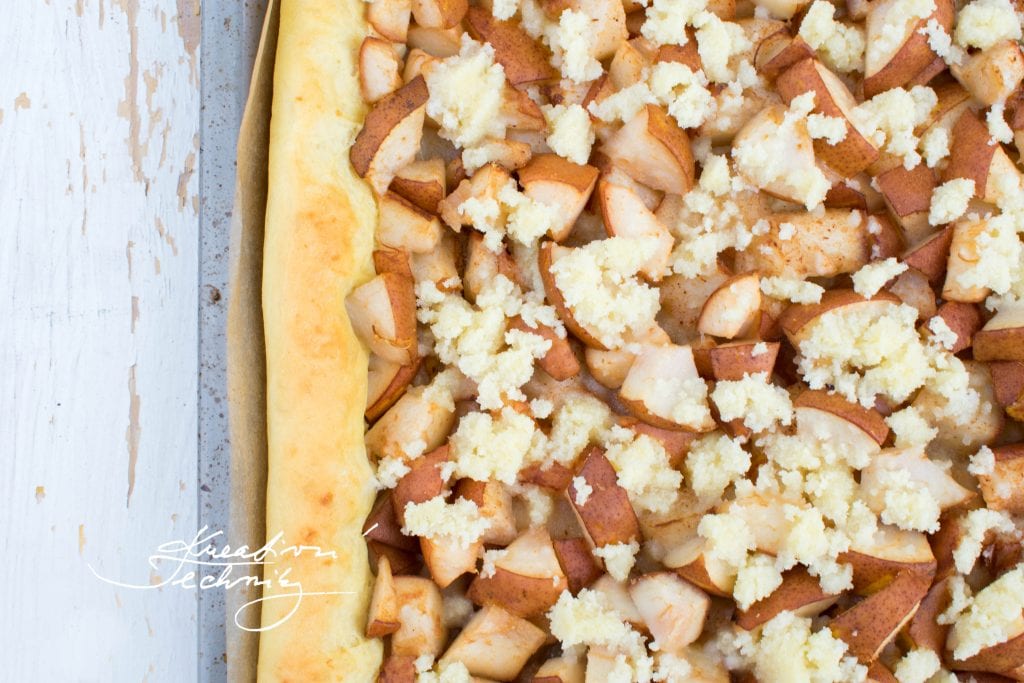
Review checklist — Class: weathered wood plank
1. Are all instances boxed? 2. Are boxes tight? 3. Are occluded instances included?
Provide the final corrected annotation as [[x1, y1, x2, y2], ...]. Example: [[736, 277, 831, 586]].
[[0, 0, 201, 679]]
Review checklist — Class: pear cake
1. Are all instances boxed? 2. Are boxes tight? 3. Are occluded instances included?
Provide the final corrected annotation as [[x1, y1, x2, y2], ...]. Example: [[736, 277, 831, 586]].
[[257, 0, 1024, 680]]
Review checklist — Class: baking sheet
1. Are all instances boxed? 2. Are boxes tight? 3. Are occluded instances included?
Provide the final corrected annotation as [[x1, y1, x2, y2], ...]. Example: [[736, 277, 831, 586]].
[[199, 1, 272, 681], [223, 1, 279, 681]]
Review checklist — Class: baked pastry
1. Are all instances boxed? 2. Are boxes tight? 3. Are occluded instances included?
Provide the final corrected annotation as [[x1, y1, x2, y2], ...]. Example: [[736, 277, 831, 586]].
[[259, 0, 1024, 679]]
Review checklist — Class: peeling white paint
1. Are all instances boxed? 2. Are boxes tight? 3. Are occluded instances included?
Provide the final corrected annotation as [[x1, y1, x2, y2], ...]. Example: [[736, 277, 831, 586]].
[[0, 0, 200, 679]]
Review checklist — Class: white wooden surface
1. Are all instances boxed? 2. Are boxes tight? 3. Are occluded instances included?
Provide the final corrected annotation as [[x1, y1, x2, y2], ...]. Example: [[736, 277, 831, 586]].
[[1, 1, 202, 680]]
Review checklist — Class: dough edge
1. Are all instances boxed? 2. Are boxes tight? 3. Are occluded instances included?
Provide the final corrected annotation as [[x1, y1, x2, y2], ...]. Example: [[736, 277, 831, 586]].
[[257, 0, 382, 680]]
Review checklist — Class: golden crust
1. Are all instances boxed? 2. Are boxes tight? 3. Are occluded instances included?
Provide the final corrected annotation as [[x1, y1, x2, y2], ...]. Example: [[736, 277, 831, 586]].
[[257, 0, 382, 680]]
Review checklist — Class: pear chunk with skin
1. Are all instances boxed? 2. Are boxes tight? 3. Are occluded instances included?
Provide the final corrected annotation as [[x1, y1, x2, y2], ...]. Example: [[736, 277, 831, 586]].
[[391, 575, 447, 657], [509, 316, 581, 381], [990, 360, 1024, 420], [875, 163, 935, 245], [829, 570, 932, 662], [736, 567, 839, 630], [390, 158, 446, 214], [538, 242, 606, 350], [585, 324, 670, 390], [368, 0, 412, 43], [439, 605, 547, 681], [463, 230, 521, 303], [366, 556, 402, 637], [366, 354, 420, 423], [411, 0, 467, 29], [837, 525, 936, 596], [862, 0, 953, 98], [379, 655, 417, 683], [697, 273, 762, 340], [364, 382, 462, 461], [944, 109, 1024, 205], [977, 444, 1024, 513], [794, 388, 889, 449], [359, 37, 403, 104], [890, 267, 936, 321], [902, 225, 953, 286], [925, 301, 981, 354], [518, 154, 599, 241], [567, 446, 642, 548], [456, 478, 517, 546], [345, 272, 418, 365], [755, 29, 815, 80], [974, 300, 1024, 362], [662, 534, 736, 598], [943, 217, 997, 304], [860, 446, 976, 518], [629, 572, 711, 652], [736, 210, 871, 279], [392, 445, 450, 526], [465, 7, 556, 86], [467, 527, 568, 618], [410, 231, 459, 289], [620, 344, 715, 432], [377, 191, 443, 254], [591, 574, 646, 629], [553, 537, 603, 594], [533, 657, 585, 683], [780, 289, 901, 347], [952, 620, 1024, 678], [775, 59, 879, 178], [597, 180, 673, 280], [407, 25, 462, 58], [952, 40, 1024, 106], [709, 341, 780, 381], [420, 533, 482, 589], [657, 265, 733, 344], [732, 104, 823, 207], [602, 104, 695, 195], [351, 76, 428, 195]]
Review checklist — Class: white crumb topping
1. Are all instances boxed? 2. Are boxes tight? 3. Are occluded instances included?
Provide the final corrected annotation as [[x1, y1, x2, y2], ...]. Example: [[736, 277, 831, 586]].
[[955, 0, 1022, 50], [799, 0, 866, 73], [987, 102, 1014, 145], [572, 475, 593, 506], [425, 36, 507, 149], [968, 445, 996, 476], [373, 455, 412, 490], [711, 372, 794, 433], [542, 103, 595, 165], [686, 432, 751, 500], [604, 428, 683, 513], [920, 126, 951, 168], [951, 564, 1024, 660], [952, 508, 1014, 574], [761, 276, 825, 303], [402, 496, 491, 548], [807, 113, 849, 145], [450, 407, 545, 484], [927, 316, 959, 350], [929, 178, 976, 226], [885, 407, 938, 448], [852, 258, 907, 298], [893, 648, 940, 683], [593, 541, 641, 582], [549, 238, 662, 349]]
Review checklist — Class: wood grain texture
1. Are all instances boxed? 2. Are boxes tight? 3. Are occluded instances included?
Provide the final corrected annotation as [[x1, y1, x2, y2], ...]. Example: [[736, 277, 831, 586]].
[[0, 0, 200, 679]]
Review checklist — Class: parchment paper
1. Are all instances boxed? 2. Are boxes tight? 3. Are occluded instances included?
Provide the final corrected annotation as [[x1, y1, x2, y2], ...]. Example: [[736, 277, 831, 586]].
[[225, 1, 279, 680]]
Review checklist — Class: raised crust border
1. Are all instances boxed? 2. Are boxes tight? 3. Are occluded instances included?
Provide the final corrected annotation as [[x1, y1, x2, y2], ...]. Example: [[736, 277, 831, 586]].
[[257, 0, 382, 679]]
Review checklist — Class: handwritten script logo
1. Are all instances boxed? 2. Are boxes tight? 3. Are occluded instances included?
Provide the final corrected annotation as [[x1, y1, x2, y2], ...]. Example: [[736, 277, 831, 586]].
[[88, 526, 352, 632]]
